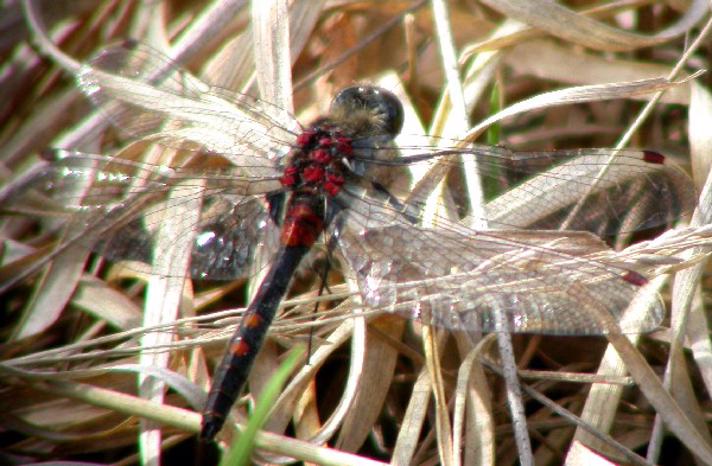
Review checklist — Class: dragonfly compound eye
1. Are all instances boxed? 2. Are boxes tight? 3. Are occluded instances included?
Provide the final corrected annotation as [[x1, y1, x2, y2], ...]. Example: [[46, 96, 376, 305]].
[[331, 85, 404, 137]]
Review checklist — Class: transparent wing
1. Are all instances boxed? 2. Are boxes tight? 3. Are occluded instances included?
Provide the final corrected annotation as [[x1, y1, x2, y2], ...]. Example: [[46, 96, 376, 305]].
[[3, 150, 282, 280], [77, 41, 300, 168], [334, 142, 686, 335], [337, 222, 662, 335], [360, 139, 696, 238]]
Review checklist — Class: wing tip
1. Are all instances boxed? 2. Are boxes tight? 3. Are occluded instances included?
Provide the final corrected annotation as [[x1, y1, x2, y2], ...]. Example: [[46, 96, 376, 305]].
[[642, 150, 665, 165], [120, 38, 140, 50], [40, 148, 65, 161], [623, 270, 648, 286]]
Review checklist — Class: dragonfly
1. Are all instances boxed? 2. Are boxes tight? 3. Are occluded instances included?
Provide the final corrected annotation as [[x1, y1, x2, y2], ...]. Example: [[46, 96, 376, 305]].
[[0, 41, 696, 441]]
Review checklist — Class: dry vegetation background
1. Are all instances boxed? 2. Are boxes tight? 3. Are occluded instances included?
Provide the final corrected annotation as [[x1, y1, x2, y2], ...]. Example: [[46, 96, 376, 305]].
[[1, 1, 712, 465]]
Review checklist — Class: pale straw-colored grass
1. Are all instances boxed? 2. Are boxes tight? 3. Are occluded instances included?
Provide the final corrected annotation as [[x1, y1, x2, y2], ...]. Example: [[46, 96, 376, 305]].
[[1, 1, 711, 465]]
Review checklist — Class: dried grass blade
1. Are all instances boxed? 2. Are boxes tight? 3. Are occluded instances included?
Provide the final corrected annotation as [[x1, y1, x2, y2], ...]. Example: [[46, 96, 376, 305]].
[[570, 278, 667, 461], [689, 82, 712, 188], [453, 335, 495, 466], [72, 277, 142, 330], [391, 363, 432, 465], [579, 279, 712, 464], [467, 75, 695, 141], [642, 97, 712, 459], [138, 175, 202, 461], [423, 326, 454, 466], [336, 317, 405, 451], [480, 0, 709, 52], [680, 102, 712, 404], [252, 0, 293, 114], [504, 40, 693, 105], [11, 243, 88, 340], [431, 0, 485, 228], [28, 378, 388, 465]]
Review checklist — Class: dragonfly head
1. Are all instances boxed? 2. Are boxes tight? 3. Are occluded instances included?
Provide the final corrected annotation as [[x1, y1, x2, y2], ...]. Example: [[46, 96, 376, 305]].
[[329, 85, 404, 139]]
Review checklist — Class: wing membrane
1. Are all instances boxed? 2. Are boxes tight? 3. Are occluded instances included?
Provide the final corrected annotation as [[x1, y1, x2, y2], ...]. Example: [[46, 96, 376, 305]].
[[366, 141, 695, 236], [338, 222, 663, 335], [3, 150, 281, 280], [77, 42, 300, 167]]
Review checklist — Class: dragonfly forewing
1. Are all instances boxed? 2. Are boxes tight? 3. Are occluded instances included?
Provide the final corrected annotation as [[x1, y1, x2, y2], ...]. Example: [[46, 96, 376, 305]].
[[77, 42, 300, 167], [382, 142, 696, 237]]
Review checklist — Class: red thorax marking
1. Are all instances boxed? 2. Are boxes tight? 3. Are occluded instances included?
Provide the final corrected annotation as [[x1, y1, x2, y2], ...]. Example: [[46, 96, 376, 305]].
[[280, 128, 353, 197]]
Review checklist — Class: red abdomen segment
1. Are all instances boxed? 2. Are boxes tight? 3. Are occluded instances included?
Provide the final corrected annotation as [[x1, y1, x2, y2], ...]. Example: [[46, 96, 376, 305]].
[[201, 195, 326, 440], [280, 200, 324, 247]]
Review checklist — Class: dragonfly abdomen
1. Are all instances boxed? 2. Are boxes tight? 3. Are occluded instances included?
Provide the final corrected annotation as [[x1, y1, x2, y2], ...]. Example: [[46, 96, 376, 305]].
[[201, 194, 327, 440]]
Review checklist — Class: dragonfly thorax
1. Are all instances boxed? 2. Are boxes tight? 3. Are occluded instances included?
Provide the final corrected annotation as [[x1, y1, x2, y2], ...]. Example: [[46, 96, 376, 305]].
[[279, 125, 353, 197], [279, 85, 406, 198]]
